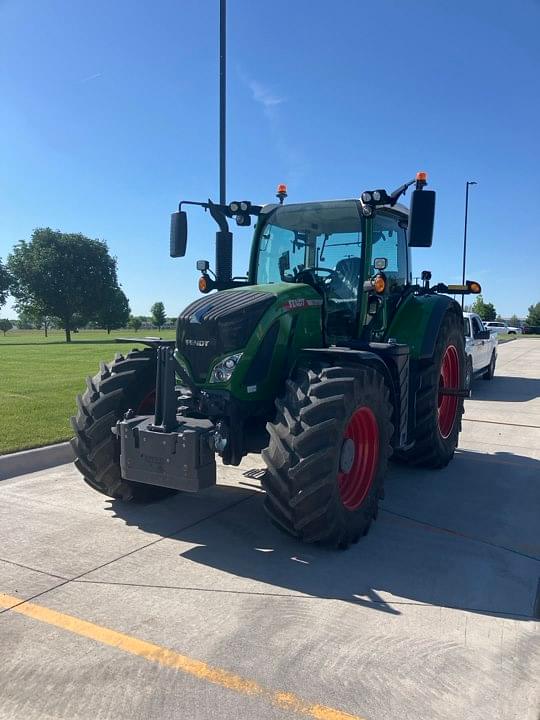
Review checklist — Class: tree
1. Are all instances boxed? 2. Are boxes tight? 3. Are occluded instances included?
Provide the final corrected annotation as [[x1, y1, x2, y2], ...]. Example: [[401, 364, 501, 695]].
[[0, 259, 10, 308], [128, 315, 142, 332], [526, 302, 540, 327], [151, 301, 166, 331], [470, 295, 497, 321], [96, 286, 130, 334], [508, 314, 521, 328], [0, 319, 13, 336], [16, 302, 52, 337], [8, 228, 121, 343]]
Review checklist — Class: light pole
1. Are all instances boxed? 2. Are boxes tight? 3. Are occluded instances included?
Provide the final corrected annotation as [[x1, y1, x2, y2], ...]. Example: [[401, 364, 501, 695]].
[[219, 0, 226, 205], [461, 180, 477, 309]]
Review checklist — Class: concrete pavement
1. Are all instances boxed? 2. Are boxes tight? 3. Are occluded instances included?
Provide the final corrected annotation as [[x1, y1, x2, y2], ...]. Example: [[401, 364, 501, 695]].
[[1, 338, 539, 720]]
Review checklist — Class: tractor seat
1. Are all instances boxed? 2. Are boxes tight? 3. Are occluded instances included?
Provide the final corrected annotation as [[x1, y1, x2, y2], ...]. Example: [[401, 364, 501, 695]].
[[328, 257, 361, 300]]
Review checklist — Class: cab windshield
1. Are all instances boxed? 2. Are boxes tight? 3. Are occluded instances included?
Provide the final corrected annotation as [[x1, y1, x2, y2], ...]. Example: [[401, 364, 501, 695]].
[[255, 200, 364, 338], [255, 200, 363, 286]]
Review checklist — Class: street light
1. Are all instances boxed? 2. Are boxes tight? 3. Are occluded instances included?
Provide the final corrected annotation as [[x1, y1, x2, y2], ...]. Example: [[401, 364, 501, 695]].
[[219, 0, 226, 205], [461, 180, 477, 309]]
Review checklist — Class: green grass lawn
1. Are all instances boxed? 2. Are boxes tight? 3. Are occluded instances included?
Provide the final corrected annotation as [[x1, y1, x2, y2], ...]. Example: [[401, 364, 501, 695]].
[[0, 328, 175, 455], [497, 333, 540, 343]]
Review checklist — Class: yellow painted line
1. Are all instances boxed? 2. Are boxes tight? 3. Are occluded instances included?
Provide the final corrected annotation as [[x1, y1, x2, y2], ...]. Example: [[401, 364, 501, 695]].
[[0, 593, 363, 720]]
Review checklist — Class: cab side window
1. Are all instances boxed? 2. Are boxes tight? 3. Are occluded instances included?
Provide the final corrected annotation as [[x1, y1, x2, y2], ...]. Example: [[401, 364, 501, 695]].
[[371, 213, 408, 288], [471, 316, 484, 336], [464, 318, 471, 337]]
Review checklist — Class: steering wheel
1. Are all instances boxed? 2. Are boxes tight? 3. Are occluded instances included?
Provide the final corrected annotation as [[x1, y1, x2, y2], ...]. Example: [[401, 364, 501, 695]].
[[295, 267, 338, 286]]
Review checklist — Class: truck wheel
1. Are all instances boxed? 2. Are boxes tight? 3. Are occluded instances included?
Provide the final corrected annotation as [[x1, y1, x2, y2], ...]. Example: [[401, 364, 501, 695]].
[[396, 310, 465, 469], [262, 364, 393, 548], [483, 351, 496, 380], [71, 348, 175, 502]]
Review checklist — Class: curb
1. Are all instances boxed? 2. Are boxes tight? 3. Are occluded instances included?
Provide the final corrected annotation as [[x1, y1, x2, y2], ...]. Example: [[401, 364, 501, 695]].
[[0, 442, 74, 481]]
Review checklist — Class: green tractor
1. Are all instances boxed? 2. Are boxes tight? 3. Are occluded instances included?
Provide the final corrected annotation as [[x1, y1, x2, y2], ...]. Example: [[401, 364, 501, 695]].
[[72, 173, 480, 548]]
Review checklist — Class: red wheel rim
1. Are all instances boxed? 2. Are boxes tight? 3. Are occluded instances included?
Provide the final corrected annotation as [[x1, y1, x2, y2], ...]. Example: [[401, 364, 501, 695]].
[[137, 390, 155, 414], [438, 345, 460, 438], [338, 407, 379, 510]]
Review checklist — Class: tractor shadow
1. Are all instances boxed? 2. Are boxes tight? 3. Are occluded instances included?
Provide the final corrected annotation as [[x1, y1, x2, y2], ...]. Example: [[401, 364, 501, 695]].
[[108, 448, 540, 622], [470, 374, 540, 402]]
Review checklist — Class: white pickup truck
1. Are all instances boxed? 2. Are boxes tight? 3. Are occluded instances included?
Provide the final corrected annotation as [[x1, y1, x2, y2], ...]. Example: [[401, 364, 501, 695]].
[[484, 320, 522, 335], [463, 312, 498, 388]]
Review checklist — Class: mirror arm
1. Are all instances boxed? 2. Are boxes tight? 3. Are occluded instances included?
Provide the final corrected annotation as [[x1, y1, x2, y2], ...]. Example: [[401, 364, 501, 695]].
[[388, 177, 416, 205]]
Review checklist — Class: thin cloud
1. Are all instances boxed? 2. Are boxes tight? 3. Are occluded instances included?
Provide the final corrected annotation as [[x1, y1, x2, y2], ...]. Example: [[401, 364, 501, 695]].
[[248, 80, 284, 110], [238, 68, 308, 186], [81, 73, 102, 83]]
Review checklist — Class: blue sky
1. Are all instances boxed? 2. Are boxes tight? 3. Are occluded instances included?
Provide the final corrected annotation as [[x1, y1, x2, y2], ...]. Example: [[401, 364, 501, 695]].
[[1, 0, 539, 318]]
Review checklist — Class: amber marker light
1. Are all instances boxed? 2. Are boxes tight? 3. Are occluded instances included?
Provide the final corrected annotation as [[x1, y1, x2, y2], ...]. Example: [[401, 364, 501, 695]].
[[468, 281, 481, 293], [276, 183, 288, 204], [416, 171, 428, 182], [373, 275, 386, 293], [198, 276, 210, 293]]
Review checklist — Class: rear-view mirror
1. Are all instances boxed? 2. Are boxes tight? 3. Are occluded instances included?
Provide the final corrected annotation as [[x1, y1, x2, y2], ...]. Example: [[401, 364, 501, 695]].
[[408, 190, 436, 247], [170, 211, 188, 257]]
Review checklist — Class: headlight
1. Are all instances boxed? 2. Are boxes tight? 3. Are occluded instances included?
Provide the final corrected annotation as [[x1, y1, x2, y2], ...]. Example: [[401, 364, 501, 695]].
[[209, 353, 243, 383]]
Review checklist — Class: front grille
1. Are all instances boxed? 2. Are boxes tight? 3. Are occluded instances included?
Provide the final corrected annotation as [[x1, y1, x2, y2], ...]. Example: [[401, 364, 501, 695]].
[[177, 289, 275, 381]]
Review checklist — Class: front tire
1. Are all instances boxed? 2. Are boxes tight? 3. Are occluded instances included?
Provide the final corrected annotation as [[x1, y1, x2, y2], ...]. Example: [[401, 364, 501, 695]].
[[71, 348, 175, 502], [262, 363, 393, 548]]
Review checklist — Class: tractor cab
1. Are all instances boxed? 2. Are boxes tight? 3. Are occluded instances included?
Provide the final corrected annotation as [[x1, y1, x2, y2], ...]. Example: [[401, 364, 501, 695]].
[[251, 198, 411, 342]]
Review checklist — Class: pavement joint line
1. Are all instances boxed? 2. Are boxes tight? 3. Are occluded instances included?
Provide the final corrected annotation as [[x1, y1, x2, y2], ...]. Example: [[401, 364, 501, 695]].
[[462, 418, 540, 430], [382, 509, 540, 563], [458, 439, 539, 452], [0, 592, 363, 720], [69, 579, 536, 619], [0, 493, 256, 617], [0, 556, 68, 581]]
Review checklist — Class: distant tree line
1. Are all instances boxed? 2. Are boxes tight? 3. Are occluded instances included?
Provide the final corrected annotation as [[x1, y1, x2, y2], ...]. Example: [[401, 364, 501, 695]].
[[0, 230, 173, 342], [464, 295, 540, 327]]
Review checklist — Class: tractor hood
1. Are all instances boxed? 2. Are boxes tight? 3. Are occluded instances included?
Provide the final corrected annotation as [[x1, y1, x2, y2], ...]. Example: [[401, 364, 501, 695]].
[[176, 283, 322, 384]]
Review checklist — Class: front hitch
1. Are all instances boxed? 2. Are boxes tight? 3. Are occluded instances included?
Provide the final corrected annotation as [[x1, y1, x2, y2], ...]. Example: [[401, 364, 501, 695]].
[[116, 342, 216, 493]]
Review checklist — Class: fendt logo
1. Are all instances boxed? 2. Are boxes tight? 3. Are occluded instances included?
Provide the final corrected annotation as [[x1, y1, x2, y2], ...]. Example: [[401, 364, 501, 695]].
[[184, 338, 211, 347], [282, 298, 323, 311]]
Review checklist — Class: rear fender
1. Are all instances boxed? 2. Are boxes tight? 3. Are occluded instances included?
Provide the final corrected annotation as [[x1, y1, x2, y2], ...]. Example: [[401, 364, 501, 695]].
[[386, 293, 462, 361]]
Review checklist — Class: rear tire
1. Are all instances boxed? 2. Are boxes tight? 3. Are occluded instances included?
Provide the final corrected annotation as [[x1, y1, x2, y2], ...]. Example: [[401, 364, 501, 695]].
[[483, 351, 496, 380], [262, 363, 393, 548], [395, 310, 465, 469], [71, 348, 175, 502]]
